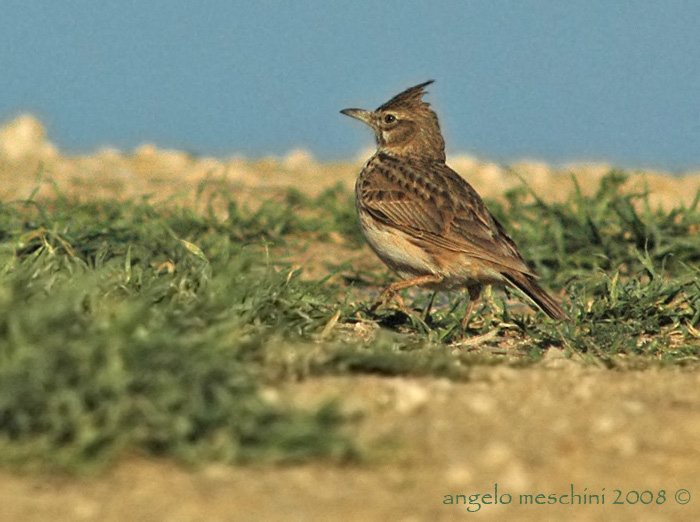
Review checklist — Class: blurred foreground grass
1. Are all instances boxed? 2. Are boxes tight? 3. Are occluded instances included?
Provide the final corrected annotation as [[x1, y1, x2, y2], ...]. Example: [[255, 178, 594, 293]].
[[1, 169, 699, 472]]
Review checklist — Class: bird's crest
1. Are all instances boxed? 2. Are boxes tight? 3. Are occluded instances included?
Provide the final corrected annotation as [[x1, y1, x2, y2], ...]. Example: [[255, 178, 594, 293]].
[[377, 80, 435, 112]]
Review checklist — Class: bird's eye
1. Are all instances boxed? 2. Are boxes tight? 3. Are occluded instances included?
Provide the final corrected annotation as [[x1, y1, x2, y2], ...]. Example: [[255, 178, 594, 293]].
[[383, 114, 396, 124]]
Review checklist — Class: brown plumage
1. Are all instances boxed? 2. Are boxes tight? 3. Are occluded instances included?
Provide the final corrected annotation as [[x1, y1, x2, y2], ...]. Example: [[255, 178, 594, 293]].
[[341, 80, 568, 326]]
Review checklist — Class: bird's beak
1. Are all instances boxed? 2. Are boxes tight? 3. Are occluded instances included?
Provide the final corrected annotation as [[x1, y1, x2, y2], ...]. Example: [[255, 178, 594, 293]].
[[340, 108, 374, 126]]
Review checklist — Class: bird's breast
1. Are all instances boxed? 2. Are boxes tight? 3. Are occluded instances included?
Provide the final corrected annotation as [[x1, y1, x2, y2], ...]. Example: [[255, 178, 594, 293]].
[[356, 205, 437, 279]]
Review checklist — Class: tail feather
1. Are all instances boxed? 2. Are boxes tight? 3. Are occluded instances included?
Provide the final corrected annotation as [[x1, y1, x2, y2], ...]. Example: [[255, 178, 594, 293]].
[[503, 272, 569, 321]]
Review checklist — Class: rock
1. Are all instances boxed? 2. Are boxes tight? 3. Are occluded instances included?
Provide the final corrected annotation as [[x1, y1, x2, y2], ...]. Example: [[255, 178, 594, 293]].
[[0, 114, 57, 161]]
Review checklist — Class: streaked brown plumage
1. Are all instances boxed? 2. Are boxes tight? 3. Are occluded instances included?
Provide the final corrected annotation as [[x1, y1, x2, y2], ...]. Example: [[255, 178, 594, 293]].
[[340, 80, 567, 326]]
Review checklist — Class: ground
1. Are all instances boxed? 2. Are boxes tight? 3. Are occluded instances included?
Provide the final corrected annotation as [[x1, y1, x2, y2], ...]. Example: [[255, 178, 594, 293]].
[[3, 368, 699, 521], [0, 115, 699, 521]]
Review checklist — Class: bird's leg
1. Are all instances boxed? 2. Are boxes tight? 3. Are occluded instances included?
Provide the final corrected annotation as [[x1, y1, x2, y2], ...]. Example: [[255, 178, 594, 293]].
[[461, 285, 482, 330], [371, 275, 444, 315], [423, 291, 438, 322]]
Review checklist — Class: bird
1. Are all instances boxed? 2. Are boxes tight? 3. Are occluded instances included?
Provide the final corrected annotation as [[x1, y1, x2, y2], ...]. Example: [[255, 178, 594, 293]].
[[340, 80, 568, 328]]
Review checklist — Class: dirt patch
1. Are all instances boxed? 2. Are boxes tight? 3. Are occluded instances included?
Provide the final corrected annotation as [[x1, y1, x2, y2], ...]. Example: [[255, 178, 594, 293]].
[[2, 367, 699, 521]]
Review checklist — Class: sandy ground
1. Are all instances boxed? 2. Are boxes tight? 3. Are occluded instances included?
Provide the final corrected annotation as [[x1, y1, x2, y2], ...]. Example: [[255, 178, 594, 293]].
[[1, 115, 699, 521], [2, 366, 699, 522], [2, 115, 700, 210]]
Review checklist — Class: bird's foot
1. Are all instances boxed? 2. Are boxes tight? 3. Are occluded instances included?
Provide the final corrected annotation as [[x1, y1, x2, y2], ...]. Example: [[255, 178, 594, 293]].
[[370, 286, 408, 314]]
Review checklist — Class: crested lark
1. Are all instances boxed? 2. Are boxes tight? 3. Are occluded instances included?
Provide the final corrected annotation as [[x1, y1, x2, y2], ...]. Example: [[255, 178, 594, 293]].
[[341, 80, 568, 327]]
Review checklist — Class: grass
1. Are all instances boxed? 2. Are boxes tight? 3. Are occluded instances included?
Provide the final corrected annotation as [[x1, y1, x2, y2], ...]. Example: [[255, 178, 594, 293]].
[[1, 169, 699, 471]]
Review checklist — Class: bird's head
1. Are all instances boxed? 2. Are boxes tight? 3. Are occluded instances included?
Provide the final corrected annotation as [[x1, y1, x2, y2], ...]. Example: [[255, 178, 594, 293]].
[[341, 80, 445, 162]]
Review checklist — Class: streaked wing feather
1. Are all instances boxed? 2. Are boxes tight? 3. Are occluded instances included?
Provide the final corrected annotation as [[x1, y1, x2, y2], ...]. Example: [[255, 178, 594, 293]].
[[358, 155, 534, 275]]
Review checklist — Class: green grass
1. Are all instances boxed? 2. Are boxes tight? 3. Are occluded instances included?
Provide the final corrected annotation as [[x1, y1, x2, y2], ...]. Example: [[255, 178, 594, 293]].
[[1, 169, 699, 471]]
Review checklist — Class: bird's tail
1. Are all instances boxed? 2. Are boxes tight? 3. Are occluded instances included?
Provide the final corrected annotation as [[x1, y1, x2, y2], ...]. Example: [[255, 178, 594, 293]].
[[503, 272, 569, 321]]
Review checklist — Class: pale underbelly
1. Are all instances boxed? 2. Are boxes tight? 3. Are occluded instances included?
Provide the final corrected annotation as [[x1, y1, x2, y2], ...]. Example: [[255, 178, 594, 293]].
[[358, 213, 503, 290]]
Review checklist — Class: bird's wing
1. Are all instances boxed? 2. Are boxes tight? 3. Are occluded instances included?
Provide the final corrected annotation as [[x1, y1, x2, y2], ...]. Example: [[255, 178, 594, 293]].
[[357, 154, 534, 275]]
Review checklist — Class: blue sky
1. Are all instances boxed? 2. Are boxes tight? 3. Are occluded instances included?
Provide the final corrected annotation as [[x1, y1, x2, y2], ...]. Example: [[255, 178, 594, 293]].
[[1, 1, 698, 170]]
